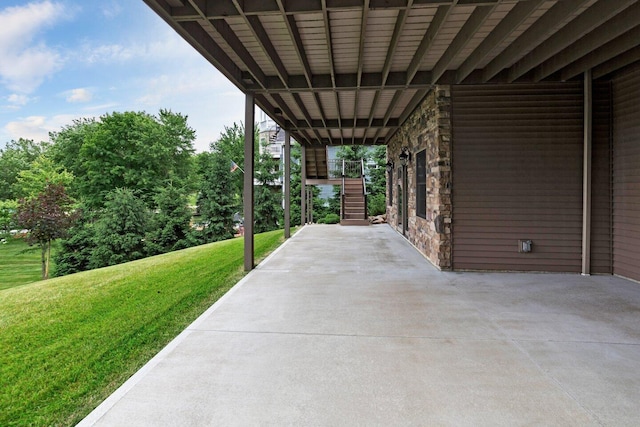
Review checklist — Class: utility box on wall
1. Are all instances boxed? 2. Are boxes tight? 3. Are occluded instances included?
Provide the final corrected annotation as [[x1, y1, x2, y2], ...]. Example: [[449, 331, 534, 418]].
[[518, 240, 533, 253]]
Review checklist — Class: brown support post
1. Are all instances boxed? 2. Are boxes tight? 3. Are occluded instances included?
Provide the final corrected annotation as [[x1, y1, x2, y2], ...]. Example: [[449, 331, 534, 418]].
[[284, 130, 291, 238], [300, 145, 306, 225], [582, 70, 592, 275], [244, 93, 255, 271]]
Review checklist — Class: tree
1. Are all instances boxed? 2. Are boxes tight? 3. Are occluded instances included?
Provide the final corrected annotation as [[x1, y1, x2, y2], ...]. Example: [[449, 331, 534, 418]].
[[196, 152, 237, 242], [14, 154, 74, 199], [0, 138, 49, 200], [367, 145, 387, 216], [53, 208, 96, 276], [0, 200, 19, 233], [288, 144, 302, 226], [210, 122, 246, 198], [89, 188, 149, 269], [50, 111, 195, 209], [254, 141, 282, 233], [146, 184, 197, 255], [14, 183, 78, 279], [285, 143, 328, 224], [336, 145, 371, 162]]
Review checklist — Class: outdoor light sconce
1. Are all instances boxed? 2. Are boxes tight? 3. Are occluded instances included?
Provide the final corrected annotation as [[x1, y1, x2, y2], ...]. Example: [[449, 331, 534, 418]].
[[399, 147, 411, 166], [386, 161, 394, 172]]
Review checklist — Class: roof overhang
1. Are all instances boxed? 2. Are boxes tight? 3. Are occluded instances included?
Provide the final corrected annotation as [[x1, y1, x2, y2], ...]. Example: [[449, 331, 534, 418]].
[[144, 0, 640, 146]]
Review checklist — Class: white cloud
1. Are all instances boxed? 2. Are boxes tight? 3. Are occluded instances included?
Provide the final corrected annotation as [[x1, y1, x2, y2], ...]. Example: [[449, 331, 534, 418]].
[[0, 1, 65, 93], [132, 68, 245, 151], [65, 88, 93, 103], [4, 116, 50, 142], [101, 1, 123, 19], [76, 19, 208, 67], [79, 43, 135, 64], [3, 113, 89, 142], [8, 93, 30, 106]]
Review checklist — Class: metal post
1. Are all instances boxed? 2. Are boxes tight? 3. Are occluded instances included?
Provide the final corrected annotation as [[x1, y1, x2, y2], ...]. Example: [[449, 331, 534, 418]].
[[582, 70, 593, 275], [301, 145, 306, 225], [284, 130, 291, 238], [308, 187, 313, 223], [244, 93, 255, 271]]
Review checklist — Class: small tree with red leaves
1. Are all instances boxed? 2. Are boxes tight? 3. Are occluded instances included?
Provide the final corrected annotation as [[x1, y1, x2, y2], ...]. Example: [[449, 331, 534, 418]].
[[15, 183, 78, 279]]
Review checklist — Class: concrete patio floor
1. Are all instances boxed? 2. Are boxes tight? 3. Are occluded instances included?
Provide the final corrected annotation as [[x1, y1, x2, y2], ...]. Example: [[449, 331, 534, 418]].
[[79, 224, 640, 426]]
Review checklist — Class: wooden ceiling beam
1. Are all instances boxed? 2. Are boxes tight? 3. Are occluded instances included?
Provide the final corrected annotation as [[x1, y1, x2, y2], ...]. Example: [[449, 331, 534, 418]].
[[406, 4, 453, 85], [208, 19, 267, 89], [535, 2, 640, 82], [508, 0, 636, 82], [295, 118, 400, 129], [482, 0, 591, 82], [431, 4, 496, 84], [371, 89, 402, 144], [456, 0, 544, 83], [593, 43, 640, 80], [353, 0, 369, 144], [321, 0, 344, 143], [561, 26, 640, 81], [186, 0, 530, 17], [178, 21, 246, 88]]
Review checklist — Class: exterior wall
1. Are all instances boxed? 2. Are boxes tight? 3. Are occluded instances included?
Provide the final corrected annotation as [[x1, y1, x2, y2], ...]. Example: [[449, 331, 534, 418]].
[[591, 81, 613, 274], [451, 83, 584, 272], [611, 62, 640, 282], [387, 87, 452, 270]]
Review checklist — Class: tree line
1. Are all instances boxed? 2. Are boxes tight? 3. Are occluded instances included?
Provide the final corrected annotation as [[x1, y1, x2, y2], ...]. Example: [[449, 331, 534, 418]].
[[1, 110, 387, 280], [1, 111, 283, 279]]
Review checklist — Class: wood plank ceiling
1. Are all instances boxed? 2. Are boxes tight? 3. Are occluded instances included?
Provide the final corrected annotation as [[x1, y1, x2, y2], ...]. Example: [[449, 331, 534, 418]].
[[143, 0, 640, 146]]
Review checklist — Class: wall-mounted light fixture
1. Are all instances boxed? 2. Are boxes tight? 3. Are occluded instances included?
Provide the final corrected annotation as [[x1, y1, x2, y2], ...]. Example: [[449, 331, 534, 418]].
[[399, 147, 411, 166], [386, 161, 394, 172]]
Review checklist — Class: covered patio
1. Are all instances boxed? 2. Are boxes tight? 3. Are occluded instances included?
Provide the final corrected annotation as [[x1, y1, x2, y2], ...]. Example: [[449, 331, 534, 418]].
[[140, 0, 640, 278], [80, 225, 640, 426]]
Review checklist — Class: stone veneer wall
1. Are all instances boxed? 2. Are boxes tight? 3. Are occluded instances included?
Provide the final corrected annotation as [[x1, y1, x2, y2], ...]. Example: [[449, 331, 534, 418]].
[[387, 86, 452, 270]]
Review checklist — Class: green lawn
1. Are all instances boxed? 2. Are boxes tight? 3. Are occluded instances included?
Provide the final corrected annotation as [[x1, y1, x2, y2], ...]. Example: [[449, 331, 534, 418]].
[[0, 230, 289, 427], [0, 236, 48, 291]]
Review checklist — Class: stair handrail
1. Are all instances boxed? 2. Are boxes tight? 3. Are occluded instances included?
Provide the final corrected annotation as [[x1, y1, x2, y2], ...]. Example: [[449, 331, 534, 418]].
[[341, 159, 346, 195], [360, 158, 367, 195], [341, 159, 346, 219], [361, 158, 367, 220]]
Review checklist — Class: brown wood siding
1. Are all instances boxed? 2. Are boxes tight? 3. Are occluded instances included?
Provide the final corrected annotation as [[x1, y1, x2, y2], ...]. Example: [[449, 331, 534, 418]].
[[591, 82, 613, 274], [612, 63, 640, 282], [451, 83, 584, 272]]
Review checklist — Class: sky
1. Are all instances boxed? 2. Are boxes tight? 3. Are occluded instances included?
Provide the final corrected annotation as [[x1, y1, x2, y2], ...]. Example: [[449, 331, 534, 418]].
[[0, 0, 247, 152]]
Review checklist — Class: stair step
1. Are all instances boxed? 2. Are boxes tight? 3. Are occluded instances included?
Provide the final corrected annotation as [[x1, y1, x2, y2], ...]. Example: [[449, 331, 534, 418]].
[[340, 219, 370, 226]]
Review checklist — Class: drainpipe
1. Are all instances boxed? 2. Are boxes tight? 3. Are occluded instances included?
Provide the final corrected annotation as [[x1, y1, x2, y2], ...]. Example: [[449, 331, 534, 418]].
[[244, 93, 255, 272], [582, 70, 592, 276], [284, 130, 291, 238]]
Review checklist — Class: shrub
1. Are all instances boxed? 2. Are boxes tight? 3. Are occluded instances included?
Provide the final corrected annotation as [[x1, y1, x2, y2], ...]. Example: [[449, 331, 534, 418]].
[[368, 193, 386, 216], [319, 213, 340, 224]]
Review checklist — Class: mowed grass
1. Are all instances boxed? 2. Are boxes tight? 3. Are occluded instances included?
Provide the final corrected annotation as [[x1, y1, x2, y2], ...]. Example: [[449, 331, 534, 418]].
[[0, 237, 48, 291], [0, 230, 288, 427]]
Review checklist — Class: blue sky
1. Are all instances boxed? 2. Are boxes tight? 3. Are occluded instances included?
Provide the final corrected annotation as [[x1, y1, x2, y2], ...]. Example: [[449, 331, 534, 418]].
[[0, 0, 246, 152]]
